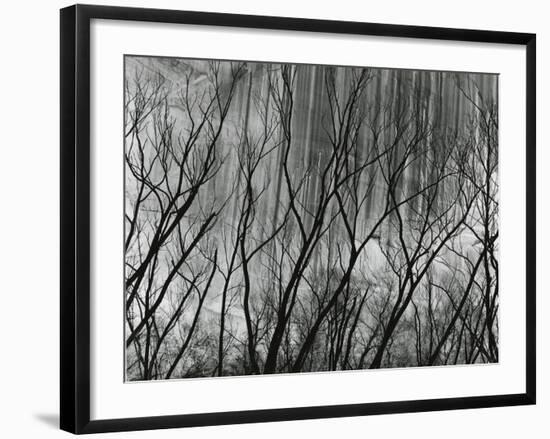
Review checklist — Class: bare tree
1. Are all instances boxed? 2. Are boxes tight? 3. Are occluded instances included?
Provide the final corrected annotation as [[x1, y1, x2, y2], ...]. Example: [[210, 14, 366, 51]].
[[124, 58, 499, 379], [125, 61, 246, 379]]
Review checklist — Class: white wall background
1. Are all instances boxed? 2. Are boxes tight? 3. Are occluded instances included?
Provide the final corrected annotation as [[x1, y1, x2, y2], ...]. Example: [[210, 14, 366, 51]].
[[0, 0, 546, 437]]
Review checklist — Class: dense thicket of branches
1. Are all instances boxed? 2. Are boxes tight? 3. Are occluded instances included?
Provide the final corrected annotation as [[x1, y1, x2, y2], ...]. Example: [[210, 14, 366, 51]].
[[124, 57, 498, 380]]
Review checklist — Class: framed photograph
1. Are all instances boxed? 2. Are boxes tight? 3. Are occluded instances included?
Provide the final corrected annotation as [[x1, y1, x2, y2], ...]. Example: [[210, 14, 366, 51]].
[[60, 4, 536, 434]]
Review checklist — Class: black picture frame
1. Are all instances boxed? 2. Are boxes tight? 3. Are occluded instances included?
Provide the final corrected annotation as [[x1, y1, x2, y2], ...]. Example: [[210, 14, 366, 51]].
[[60, 4, 536, 434]]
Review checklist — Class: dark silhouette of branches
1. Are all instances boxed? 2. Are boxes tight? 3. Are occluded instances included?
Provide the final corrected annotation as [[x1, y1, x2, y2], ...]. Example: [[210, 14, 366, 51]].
[[125, 61, 246, 379], [124, 59, 499, 380]]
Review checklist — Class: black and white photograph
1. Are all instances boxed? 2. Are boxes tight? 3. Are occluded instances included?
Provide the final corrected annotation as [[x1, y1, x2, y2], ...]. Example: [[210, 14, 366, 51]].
[[124, 56, 499, 381], [0, 0, 542, 437]]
